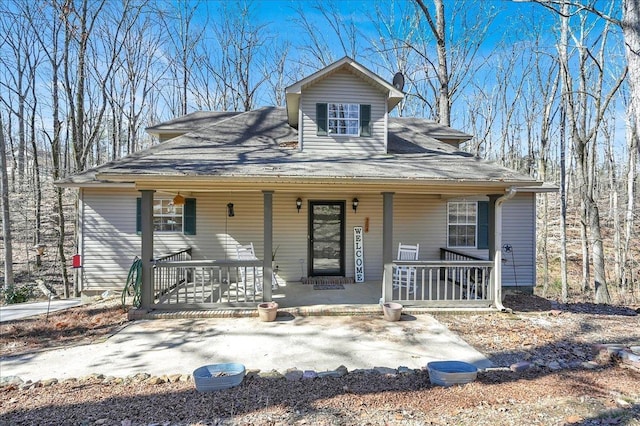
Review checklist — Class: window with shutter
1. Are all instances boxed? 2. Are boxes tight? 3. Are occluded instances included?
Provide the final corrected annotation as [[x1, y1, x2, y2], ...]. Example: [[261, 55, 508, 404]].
[[447, 201, 478, 248], [136, 197, 196, 235]]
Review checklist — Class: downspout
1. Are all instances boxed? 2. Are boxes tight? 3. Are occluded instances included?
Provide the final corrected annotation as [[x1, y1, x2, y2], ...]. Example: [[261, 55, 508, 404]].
[[493, 186, 517, 312]]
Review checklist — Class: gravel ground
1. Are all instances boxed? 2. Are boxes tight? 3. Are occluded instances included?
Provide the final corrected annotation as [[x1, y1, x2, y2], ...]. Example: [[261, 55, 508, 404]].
[[1, 294, 639, 425]]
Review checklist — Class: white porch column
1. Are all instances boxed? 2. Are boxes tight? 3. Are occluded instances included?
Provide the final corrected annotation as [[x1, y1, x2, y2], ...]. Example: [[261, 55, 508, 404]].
[[382, 192, 394, 302], [140, 189, 155, 310], [489, 188, 516, 310], [263, 190, 273, 301]]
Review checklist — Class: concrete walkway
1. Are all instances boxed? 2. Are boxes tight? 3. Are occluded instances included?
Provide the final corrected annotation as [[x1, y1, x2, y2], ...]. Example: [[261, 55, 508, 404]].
[[0, 314, 492, 382], [0, 299, 82, 323]]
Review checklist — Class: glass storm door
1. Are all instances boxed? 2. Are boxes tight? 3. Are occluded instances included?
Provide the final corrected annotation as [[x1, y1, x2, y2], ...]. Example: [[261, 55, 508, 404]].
[[309, 201, 345, 276]]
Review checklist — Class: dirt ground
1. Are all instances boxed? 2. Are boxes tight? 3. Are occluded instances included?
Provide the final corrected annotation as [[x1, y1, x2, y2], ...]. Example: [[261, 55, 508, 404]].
[[1, 294, 639, 425]]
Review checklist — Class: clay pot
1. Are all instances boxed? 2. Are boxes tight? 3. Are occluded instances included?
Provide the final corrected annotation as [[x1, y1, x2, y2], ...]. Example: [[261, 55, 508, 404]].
[[257, 302, 279, 322], [382, 302, 403, 322]]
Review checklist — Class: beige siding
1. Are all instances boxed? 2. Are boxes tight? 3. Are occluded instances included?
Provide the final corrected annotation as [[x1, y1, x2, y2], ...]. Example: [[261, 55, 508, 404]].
[[272, 192, 384, 282], [393, 194, 447, 262], [80, 189, 536, 292], [81, 189, 140, 291], [394, 193, 536, 288], [81, 189, 195, 291], [300, 70, 387, 154], [501, 193, 536, 288]]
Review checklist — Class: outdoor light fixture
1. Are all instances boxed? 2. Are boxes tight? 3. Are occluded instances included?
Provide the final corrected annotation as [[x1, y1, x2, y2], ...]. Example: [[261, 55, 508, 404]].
[[173, 193, 185, 206], [296, 197, 302, 213], [227, 203, 235, 217], [352, 198, 359, 213]]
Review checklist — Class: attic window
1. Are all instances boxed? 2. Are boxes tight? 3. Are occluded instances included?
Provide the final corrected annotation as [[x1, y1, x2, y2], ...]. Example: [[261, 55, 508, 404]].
[[316, 103, 371, 137], [328, 103, 359, 135]]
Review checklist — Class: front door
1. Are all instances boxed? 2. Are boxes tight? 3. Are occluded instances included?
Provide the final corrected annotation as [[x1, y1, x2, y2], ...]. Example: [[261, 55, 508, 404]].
[[309, 201, 345, 276]]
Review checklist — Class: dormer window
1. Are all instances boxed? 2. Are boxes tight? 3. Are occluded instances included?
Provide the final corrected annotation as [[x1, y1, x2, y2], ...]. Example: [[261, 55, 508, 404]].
[[328, 103, 359, 135], [316, 103, 371, 137]]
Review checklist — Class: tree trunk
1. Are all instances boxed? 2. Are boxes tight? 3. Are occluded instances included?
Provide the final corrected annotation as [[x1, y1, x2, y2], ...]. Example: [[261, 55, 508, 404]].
[[587, 197, 610, 303], [559, 103, 568, 303], [622, 0, 640, 294], [623, 0, 640, 157], [414, 0, 450, 126], [0, 115, 14, 289]]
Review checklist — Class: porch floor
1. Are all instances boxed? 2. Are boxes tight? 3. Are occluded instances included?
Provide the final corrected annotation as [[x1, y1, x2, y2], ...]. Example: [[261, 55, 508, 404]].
[[135, 279, 496, 320]]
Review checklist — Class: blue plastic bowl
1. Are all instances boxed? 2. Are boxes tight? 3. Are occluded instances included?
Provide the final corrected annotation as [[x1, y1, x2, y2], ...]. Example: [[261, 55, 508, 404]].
[[427, 361, 478, 387], [193, 363, 246, 392]]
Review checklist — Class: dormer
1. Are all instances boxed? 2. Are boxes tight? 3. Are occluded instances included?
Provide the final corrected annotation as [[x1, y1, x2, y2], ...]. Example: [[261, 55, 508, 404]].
[[285, 57, 404, 155]]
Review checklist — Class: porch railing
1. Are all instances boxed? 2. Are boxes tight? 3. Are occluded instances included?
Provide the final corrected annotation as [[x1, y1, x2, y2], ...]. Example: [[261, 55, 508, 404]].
[[440, 247, 485, 262], [152, 257, 265, 309], [392, 258, 494, 307]]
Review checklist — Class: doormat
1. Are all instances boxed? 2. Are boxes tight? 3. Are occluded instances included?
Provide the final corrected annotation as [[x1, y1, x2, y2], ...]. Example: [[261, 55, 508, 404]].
[[313, 283, 345, 290], [302, 276, 354, 285]]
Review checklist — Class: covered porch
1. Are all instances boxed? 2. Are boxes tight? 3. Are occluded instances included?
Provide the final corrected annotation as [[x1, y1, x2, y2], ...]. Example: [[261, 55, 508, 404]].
[[145, 238, 502, 313], [136, 186, 515, 313]]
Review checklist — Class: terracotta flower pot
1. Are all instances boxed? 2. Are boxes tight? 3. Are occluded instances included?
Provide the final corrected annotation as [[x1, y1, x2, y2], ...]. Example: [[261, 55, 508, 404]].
[[382, 302, 403, 322], [257, 302, 279, 322]]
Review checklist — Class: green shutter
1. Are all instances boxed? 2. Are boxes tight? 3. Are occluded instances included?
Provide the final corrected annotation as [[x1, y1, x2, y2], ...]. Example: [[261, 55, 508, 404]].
[[184, 198, 196, 235], [477, 201, 489, 249], [136, 198, 141, 235], [316, 103, 328, 136], [360, 104, 371, 136]]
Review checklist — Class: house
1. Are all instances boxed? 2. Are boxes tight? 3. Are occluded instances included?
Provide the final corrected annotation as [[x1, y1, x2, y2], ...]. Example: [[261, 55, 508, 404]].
[[58, 57, 547, 312]]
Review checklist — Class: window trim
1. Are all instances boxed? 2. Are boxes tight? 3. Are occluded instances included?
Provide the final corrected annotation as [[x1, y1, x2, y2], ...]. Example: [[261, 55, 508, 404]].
[[316, 102, 371, 137], [136, 197, 196, 235], [327, 102, 360, 136], [447, 201, 478, 249], [153, 198, 184, 233]]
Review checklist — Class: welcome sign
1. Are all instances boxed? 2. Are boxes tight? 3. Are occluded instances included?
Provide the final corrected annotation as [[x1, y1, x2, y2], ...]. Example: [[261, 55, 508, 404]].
[[354, 226, 365, 282]]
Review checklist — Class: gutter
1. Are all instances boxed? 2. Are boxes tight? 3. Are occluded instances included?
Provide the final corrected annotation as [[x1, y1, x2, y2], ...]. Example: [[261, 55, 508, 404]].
[[493, 186, 517, 312]]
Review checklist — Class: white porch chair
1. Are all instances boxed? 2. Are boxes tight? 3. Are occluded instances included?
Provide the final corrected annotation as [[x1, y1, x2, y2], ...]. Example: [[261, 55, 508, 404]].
[[235, 243, 278, 291], [393, 243, 419, 293]]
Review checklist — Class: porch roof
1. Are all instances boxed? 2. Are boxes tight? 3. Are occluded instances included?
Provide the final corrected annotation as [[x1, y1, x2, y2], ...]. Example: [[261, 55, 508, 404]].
[[58, 107, 541, 190]]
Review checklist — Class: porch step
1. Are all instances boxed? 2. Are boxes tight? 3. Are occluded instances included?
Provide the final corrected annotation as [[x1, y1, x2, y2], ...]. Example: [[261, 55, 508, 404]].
[[128, 305, 497, 320]]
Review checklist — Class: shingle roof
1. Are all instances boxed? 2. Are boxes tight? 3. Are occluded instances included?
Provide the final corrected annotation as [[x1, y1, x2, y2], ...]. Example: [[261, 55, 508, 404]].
[[145, 111, 241, 134], [59, 107, 539, 187]]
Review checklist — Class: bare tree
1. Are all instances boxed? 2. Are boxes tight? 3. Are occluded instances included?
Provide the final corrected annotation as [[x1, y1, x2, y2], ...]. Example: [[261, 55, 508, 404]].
[[208, 0, 270, 111], [556, 1, 626, 303], [413, 0, 449, 125], [366, 0, 422, 117], [0, 114, 13, 289], [158, 0, 205, 116], [292, 0, 360, 70], [25, 0, 72, 296], [410, 0, 497, 125], [0, 5, 34, 190], [261, 41, 293, 107]]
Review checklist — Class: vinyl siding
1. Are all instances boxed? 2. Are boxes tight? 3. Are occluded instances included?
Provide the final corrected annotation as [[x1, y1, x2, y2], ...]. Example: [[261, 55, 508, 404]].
[[81, 189, 195, 291], [501, 193, 536, 288], [300, 69, 387, 154], [80, 190, 536, 292], [394, 193, 536, 288]]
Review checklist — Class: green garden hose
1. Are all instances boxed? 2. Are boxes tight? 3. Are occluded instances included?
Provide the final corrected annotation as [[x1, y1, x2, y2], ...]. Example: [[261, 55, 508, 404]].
[[122, 257, 143, 310]]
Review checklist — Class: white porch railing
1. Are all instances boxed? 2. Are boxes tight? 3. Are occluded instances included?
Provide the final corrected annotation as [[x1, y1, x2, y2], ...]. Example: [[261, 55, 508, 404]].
[[152, 258, 265, 309], [392, 259, 494, 307]]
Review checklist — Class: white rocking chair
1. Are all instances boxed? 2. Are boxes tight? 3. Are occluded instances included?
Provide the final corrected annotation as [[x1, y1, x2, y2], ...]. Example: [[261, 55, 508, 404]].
[[393, 243, 419, 293], [235, 243, 278, 291]]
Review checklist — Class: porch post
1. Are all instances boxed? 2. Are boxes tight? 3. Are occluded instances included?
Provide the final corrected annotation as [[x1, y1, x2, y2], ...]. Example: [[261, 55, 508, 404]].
[[489, 186, 516, 311], [487, 195, 501, 262], [263, 190, 273, 301], [382, 192, 394, 303], [140, 189, 155, 310]]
